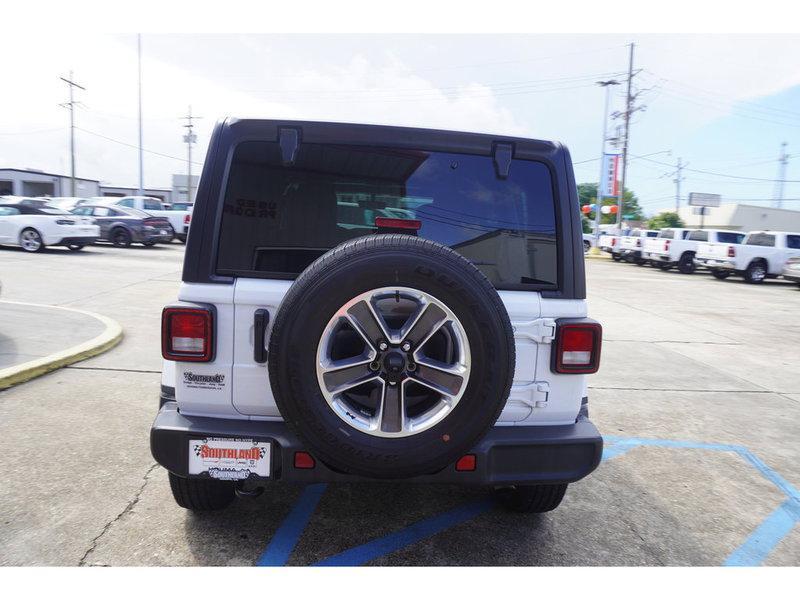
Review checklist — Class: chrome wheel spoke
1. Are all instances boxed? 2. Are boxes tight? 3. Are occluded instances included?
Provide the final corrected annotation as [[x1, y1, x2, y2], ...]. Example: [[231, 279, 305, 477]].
[[401, 303, 448, 349], [379, 382, 403, 433], [346, 300, 391, 350], [410, 359, 466, 398], [321, 359, 377, 394]]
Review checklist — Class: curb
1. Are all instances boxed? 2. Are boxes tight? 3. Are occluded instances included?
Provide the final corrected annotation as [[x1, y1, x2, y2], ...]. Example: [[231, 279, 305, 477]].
[[0, 300, 124, 390]]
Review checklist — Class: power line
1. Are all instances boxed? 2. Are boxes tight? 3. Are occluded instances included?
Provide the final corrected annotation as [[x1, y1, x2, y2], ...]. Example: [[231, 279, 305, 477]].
[[75, 127, 203, 166], [632, 154, 800, 183]]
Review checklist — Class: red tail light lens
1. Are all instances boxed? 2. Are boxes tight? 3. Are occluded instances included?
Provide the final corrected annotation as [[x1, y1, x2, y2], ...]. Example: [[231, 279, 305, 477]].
[[636, 238, 641, 247], [184, 214, 191, 225], [728, 245, 736, 257], [665, 239, 671, 251], [552, 322, 602, 374], [162, 307, 214, 362], [611, 238, 617, 247]]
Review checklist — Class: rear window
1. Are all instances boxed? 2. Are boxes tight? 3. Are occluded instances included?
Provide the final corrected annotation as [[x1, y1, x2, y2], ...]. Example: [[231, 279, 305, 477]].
[[687, 230, 708, 242], [746, 233, 775, 247], [659, 229, 675, 240], [717, 231, 745, 244], [215, 142, 558, 289], [787, 235, 800, 249], [645, 231, 658, 238]]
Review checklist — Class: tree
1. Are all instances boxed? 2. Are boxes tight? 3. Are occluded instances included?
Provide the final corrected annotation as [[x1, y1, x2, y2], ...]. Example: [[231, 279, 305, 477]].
[[577, 182, 644, 224], [646, 211, 684, 230]]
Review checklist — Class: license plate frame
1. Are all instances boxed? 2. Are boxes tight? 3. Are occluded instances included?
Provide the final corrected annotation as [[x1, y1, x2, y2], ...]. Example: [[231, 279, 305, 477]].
[[188, 437, 271, 480]]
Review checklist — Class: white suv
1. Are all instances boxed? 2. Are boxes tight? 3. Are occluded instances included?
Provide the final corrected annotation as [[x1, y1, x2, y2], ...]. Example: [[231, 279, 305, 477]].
[[151, 119, 603, 514]]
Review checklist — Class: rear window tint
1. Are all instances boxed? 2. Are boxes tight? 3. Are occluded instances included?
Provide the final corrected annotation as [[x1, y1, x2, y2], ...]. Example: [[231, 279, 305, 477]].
[[717, 231, 745, 244], [216, 141, 558, 289], [687, 230, 708, 242], [659, 229, 675, 239], [646, 231, 658, 237], [786, 235, 800, 249]]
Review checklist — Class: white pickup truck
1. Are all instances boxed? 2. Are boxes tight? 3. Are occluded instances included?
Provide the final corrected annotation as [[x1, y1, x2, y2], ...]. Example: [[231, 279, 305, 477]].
[[643, 228, 740, 275], [100, 196, 192, 242], [693, 230, 747, 279], [618, 229, 659, 264], [695, 230, 800, 283], [598, 228, 630, 261]]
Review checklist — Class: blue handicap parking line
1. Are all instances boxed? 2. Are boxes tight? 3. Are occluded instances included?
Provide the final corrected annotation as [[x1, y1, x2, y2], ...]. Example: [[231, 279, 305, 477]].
[[314, 499, 494, 567], [257, 436, 800, 566], [256, 483, 328, 566]]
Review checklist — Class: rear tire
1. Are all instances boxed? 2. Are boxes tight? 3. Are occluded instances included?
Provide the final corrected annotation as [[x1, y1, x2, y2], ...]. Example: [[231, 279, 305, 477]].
[[611, 253, 622, 262], [496, 484, 568, 513], [677, 253, 696, 274], [711, 269, 730, 280], [744, 260, 767, 284], [111, 228, 132, 248], [168, 472, 235, 511]]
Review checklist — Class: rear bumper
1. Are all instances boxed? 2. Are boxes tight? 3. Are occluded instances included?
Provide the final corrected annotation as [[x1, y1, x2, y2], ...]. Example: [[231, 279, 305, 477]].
[[150, 401, 603, 486], [645, 252, 671, 262], [53, 235, 99, 246], [694, 257, 735, 270]]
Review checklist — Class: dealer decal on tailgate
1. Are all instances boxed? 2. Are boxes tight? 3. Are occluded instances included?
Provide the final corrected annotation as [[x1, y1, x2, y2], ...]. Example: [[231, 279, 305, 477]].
[[189, 437, 271, 480]]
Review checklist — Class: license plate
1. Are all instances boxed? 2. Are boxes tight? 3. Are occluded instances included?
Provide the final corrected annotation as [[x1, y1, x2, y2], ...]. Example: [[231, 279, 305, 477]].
[[188, 437, 271, 480]]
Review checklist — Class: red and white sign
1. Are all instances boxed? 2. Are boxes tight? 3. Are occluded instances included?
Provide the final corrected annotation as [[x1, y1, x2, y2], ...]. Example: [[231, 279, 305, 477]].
[[600, 153, 620, 198], [189, 437, 271, 480]]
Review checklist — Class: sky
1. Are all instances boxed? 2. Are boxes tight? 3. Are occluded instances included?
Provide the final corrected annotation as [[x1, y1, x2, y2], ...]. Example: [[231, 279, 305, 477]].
[[1, 33, 799, 215]]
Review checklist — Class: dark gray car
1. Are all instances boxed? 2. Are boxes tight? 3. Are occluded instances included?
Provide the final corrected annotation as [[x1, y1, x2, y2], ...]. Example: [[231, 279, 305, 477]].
[[70, 204, 173, 247]]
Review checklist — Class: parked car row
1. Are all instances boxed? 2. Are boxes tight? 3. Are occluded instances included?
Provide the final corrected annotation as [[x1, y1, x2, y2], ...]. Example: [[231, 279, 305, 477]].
[[0, 195, 192, 252], [600, 225, 800, 285]]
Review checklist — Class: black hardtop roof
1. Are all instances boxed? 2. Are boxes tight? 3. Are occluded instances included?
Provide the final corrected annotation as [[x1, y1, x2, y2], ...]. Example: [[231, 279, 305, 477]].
[[219, 118, 563, 159]]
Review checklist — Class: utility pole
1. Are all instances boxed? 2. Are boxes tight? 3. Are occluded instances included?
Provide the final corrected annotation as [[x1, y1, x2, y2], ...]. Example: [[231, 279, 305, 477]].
[[613, 42, 645, 228], [595, 80, 620, 245], [773, 142, 789, 209], [137, 34, 144, 195], [182, 106, 200, 203], [59, 71, 85, 197], [673, 157, 685, 214]]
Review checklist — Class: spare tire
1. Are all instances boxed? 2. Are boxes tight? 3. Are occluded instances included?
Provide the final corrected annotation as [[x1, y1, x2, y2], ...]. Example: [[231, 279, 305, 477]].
[[268, 234, 515, 479]]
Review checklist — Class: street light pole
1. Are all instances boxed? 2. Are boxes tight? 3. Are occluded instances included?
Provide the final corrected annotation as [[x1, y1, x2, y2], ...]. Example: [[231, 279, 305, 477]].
[[595, 80, 620, 245]]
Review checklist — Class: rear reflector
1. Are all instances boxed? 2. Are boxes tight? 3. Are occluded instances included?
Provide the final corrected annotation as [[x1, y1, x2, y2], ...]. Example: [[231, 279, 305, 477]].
[[161, 307, 214, 362], [374, 217, 422, 231], [455, 454, 476, 472], [294, 452, 315, 469], [553, 322, 602, 374]]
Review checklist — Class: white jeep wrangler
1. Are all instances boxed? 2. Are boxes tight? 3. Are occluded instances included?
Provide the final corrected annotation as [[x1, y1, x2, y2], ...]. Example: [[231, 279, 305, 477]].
[[152, 119, 603, 514]]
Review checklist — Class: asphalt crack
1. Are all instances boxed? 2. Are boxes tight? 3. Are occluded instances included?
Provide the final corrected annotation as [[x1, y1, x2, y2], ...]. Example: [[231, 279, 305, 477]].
[[78, 463, 159, 566]]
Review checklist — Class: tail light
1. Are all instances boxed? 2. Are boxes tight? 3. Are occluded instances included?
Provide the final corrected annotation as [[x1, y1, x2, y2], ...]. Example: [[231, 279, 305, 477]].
[[664, 239, 671, 251], [162, 306, 214, 362], [552, 321, 602, 374], [375, 217, 421, 231], [636, 238, 641, 247], [611, 238, 617, 247], [728, 245, 736, 258], [184, 214, 191, 225]]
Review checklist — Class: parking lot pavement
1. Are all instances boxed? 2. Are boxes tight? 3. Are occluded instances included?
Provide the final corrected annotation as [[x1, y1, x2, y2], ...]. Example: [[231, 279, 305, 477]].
[[0, 247, 798, 566], [0, 302, 106, 370]]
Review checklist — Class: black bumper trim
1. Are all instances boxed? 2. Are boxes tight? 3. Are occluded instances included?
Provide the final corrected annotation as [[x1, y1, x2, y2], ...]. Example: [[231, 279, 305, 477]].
[[150, 402, 603, 485], [56, 236, 99, 246]]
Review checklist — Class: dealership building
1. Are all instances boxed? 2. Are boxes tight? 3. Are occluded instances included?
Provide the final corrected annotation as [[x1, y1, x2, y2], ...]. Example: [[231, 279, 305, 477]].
[[677, 203, 800, 232], [0, 167, 201, 204]]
